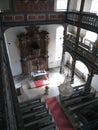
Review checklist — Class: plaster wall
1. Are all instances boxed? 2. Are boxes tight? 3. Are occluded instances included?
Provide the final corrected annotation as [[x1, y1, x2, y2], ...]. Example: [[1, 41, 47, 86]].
[[40, 25, 63, 68], [5, 27, 26, 76]]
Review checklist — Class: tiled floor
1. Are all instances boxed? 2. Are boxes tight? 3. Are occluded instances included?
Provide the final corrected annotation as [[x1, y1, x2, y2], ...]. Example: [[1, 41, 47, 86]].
[[14, 67, 85, 103]]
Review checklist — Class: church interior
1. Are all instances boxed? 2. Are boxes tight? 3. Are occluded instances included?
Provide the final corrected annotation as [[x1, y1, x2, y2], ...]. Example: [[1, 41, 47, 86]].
[[1, 0, 98, 130]]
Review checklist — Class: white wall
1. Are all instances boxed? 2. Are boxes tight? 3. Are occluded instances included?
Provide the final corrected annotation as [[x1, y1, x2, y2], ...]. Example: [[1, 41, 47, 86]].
[[65, 52, 71, 64], [40, 24, 63, 68], [5, 27, 26, 76], [48, 25, 59, 68]]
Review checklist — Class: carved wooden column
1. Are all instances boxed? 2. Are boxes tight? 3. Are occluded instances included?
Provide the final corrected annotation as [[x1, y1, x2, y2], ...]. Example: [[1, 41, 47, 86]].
[[70, 57, 76, 83], [60, 23, 68, 74], [85, 69, 94, 93], [60, 51, 65, 74]]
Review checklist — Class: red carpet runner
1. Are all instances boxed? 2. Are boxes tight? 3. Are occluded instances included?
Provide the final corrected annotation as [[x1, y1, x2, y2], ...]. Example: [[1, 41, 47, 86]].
[[46, 97, 74, 130]]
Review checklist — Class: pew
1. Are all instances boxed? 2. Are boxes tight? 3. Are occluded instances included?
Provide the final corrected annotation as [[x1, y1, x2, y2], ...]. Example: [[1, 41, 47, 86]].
[[20, 97, 56, 130], [23, 110, 50, 124], [22, 108, 49, 119], [24, 115, 52, 128], [20, 97, 41, 108], [25, 122, 56, 130], [21, 102, 46, 115]]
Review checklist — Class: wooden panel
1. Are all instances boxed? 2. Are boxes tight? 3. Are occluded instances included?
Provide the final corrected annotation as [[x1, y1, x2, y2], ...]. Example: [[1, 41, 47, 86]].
[[27, 14, 37, 21], [27, 14, 46, 21], [14, 15, 24, 21], [3, 14, 24, 22], [3, 15, 13, 22], [48, 13, 65, 20], [13, 0, 54, 12], [37, 14, 46, 20]]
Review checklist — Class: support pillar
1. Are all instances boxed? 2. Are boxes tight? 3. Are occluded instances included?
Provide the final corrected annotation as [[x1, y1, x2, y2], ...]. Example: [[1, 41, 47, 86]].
[[85, 69, 94, 93], [60, 51, 65, 74], [70, 58, 76, 83], [60, 23, 68, 74], [70, 0, 85, 83]]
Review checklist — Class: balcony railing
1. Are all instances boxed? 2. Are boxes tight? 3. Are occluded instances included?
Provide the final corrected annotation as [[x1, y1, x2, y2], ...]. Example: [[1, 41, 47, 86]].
[[66, 11, 98, 33], [1, 11, 65, 27]]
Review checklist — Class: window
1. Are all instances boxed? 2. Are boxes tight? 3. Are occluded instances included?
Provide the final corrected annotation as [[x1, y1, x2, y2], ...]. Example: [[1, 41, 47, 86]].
[[85, 0, 98, 42], [84, 31, 97, 42], [56, 0, 67, 10], [90, 0, 98, 15]]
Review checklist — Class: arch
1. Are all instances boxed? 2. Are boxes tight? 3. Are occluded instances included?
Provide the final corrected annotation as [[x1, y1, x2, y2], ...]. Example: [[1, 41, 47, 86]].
[[75, 60, 89, 81], [64, 51, 89, 81], [64, 50, 90, 73]]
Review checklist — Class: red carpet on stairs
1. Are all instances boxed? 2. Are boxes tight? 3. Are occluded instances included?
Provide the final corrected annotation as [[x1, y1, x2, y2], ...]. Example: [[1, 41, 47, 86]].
[[46, 97, 74, 130]]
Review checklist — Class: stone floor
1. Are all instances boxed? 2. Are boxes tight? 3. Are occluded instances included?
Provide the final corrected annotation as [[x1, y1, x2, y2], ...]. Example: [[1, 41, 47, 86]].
[[14, 67, 85, 103]]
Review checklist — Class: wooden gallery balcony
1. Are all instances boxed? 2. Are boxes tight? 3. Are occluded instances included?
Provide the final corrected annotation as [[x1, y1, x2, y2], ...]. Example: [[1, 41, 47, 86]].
[[64, 33, 98, 71], [66, 11, 98, 33]]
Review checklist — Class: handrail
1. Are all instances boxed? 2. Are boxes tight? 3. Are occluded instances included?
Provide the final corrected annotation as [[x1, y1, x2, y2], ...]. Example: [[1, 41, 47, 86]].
[[66, 11, 98, 33]]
